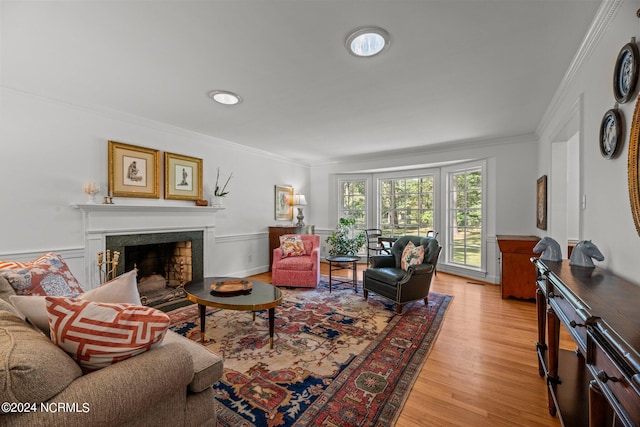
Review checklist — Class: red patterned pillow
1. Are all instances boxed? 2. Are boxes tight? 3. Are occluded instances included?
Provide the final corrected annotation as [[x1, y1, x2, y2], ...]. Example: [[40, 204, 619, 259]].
[[280, 235, 306, 257], [0, 253, 84, 296], [46, 297, 170, 373]]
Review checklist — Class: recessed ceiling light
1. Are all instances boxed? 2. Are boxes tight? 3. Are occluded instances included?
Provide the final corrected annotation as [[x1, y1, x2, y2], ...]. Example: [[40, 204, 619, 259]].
[[346, 27, 390, 57], [207, 90, 242, 105]]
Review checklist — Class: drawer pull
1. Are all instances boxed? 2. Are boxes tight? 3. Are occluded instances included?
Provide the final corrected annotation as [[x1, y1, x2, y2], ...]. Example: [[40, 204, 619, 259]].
[[596, 370, 619, 384], [569, 320, 585, 328]]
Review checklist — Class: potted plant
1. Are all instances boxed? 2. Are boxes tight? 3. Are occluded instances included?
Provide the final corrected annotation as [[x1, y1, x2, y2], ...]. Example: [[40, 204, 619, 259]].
[[327, 217, 366, 256]]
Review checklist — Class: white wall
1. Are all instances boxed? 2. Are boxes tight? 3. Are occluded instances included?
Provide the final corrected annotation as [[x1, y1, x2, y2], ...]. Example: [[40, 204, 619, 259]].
[[0, 88, 310, 283], [309, 136, 539, 284], [537, 0, 640, 282]]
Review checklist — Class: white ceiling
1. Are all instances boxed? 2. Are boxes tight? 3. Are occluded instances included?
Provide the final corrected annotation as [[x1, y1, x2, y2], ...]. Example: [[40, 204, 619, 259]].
[[1, 0, 602, 164]]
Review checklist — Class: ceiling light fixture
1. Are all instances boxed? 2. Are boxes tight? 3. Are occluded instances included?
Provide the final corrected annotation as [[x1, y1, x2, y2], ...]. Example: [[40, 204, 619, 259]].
[[207, 90, 242, 105], [346, 26, 390, 57]]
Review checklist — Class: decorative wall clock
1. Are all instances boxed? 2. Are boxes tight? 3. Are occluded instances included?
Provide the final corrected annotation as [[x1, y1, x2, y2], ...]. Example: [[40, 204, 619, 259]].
[[613, 38, 639, 104], [599, 107, 623, 159]]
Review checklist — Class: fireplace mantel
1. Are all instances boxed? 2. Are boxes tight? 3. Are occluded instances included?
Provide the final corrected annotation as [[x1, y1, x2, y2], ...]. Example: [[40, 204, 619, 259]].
[[72, 203, 224, 289]]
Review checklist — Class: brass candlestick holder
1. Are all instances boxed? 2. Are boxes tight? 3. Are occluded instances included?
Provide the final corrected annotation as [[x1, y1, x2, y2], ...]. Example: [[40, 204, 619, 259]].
[[97, 249, 120, 283]]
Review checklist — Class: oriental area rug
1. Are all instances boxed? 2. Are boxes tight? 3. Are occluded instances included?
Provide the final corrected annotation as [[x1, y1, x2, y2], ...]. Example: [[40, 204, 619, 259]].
[[168, 277, 452, 427]]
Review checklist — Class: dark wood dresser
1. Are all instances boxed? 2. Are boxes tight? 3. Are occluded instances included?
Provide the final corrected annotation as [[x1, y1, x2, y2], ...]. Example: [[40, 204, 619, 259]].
[[497, 235, 539, 299], [268, 225, 315, 271], [532, 258, 640, 426]]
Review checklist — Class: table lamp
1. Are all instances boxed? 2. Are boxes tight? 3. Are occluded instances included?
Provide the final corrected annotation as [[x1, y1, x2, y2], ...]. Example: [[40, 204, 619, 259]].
[[293, 194, 307, 226]]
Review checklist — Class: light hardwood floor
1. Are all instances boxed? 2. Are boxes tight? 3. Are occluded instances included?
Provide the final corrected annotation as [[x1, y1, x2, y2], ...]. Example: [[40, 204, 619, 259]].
[[250, 264, 565, 427]]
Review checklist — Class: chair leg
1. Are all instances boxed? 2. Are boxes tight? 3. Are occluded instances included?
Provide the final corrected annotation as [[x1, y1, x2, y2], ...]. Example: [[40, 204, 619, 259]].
[[395, 304, 403, 314], [363, 289, 368, 300]]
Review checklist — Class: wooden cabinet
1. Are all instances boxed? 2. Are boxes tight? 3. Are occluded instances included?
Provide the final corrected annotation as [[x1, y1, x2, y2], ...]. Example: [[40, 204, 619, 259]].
[[268, 225, 315, 270], [496, 235, 539, 299], [533, 259, 640, 426]]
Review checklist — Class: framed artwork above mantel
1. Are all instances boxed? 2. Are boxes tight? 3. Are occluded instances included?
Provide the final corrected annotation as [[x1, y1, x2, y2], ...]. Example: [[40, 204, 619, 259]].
[[108, 141, 160, 199]]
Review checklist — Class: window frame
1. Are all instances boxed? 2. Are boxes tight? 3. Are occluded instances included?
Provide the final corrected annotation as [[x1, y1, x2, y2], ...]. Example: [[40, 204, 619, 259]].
[[374, 169, 439, 237], [441, 160, 487, 272]]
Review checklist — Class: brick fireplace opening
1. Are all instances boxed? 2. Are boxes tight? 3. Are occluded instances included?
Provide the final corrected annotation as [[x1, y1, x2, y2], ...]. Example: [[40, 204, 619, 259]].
[[106, 231, 203, 307]]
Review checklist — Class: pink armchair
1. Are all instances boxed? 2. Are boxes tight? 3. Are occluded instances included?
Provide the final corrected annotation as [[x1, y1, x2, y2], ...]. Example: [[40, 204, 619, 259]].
[[271, 234, 320, 287]]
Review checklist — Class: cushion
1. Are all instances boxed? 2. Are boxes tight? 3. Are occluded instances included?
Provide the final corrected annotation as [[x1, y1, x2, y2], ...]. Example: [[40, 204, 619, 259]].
[[280, 235, 305, 257], [9, 270, 142, 334], [401, 241, 425, 270], [0, 297, 24, 319], [81, 269, 141, 305], [46, 297, 170, 373], [0, 310, 83, 404], [0, 274, 15, 302], [0, 253, 84, 296]]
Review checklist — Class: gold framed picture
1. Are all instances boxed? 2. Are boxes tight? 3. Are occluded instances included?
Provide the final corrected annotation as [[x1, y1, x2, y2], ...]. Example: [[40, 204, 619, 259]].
[[274, 185, 293, 220], [164, 152, 203, 201], [108, 141, 160, 198]]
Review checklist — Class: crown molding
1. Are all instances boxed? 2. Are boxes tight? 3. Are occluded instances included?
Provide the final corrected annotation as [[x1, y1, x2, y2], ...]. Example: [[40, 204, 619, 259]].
[[1, 86, 310, 168], [314, 133, 538, 167], [536, 0, 623, 137]]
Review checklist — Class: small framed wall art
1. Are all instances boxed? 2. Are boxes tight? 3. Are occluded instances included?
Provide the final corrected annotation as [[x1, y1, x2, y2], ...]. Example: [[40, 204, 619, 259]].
[[108, 141, 160, 198], [613, 38, 639, 104], [536, 175, 547, 230], [274, 185, 293, 220], [164, 152, 203, 201], [599, 107, 623, 159]]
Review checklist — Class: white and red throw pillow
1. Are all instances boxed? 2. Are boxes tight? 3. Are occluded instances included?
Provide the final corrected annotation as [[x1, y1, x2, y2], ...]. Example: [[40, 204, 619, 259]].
[[280, 235, 306, 257], [10, 269, 141, 334], [46, 297, 170, 373], [0, 253, 84, 296], [401, 241, 425, 271]]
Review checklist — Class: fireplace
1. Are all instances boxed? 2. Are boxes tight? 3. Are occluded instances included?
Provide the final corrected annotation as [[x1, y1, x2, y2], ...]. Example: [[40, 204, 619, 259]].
[[73, 204, 220, 291], [106, 231, 203, 306]]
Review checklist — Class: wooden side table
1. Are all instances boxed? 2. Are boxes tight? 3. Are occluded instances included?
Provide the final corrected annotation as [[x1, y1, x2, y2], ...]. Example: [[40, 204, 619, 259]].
[[496, 235, 539, 299]]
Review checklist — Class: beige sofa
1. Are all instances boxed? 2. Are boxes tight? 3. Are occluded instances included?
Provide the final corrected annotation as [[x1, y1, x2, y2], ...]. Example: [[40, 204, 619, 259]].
[[0, 277, 223, 427]]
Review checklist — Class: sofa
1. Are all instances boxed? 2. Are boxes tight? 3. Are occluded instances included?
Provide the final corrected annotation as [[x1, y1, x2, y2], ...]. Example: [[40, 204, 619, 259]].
[[0, 276, 223, 427], [271, 234, 320, 287]]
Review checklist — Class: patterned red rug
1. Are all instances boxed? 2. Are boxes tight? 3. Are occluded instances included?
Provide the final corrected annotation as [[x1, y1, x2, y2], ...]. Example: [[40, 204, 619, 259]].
[[168, 277, 452, 427]]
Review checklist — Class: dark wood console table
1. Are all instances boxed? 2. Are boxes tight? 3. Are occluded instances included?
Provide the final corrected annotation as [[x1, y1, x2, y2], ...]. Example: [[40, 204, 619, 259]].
[[532, 258, 640, 426]]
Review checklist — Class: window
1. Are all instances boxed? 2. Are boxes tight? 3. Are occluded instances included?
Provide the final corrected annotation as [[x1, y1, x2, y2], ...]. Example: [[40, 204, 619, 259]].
[[379, 175, 434, 236], [447, 166, 482, 268], [338, 179, 367, 228]]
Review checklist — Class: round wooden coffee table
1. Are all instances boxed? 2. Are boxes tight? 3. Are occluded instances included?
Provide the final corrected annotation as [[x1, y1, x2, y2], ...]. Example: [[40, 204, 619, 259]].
[[184, 277, 283, 349]]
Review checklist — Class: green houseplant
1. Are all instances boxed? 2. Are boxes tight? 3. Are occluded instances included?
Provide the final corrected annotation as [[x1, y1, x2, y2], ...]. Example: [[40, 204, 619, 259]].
[[327, 217, 366, 256]]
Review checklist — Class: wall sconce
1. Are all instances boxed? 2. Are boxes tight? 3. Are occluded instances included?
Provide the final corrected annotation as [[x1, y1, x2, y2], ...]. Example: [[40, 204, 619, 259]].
[[292, 193, 307, 226]]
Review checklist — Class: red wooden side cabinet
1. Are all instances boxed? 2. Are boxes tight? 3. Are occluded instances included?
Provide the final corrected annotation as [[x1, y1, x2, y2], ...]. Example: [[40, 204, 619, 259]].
[[496, 235, 540, 299]]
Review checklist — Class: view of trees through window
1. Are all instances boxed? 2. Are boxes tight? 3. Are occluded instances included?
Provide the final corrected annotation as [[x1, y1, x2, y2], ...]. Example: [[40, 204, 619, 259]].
[[379, 176, 434, 236], [339, 180, 366, 228], [448, 167, 482, 268]]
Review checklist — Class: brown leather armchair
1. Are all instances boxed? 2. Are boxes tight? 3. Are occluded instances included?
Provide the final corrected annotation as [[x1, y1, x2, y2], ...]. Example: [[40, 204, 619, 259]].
[[363, 236, 440, 314]]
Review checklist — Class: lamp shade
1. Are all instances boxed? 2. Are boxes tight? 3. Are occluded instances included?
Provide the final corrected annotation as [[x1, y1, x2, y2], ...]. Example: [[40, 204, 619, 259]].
[[293, 194, 307, 206]]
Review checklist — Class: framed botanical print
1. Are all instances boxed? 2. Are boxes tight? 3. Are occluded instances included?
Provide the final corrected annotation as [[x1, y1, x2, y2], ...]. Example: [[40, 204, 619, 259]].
[[536, 175, 547, 230], [108, 141, 160, 198], [613, 39, 639, 104], [599, 108, 623, 159], [164, 152, 203, 201], [274, 185, 293, 220]]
